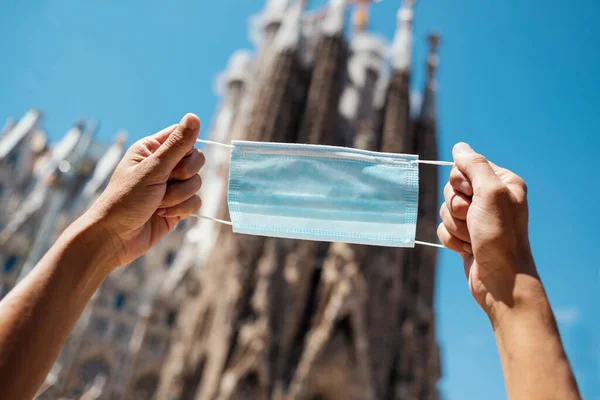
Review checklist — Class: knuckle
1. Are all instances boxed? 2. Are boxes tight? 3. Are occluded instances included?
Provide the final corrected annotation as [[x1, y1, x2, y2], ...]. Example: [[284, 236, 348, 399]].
[[444, 184, 455, 203], [437, 226, 457, 249], [437, 223, 447, 241], [486, 184, 508, 200], [471, 153, 488, 165], [133, 138, 149, 150], [513, 192, 528, 207], [184, 160, 196, 176], [444, 181, 452, 195], [440, 204, 454, 225], [188, 175, 202, 193], [451, 194, 466, 209], [193, 195, 202, 209], [521, 182, 528, 195], [163, 188, 174, 202], [449, 174, 461, 187], [515, 176, 528, 194], [167, 130, 187, 151], [449, 194, 470, 218], [163, 188, 178, 205], [195, 175, 203, 190], [444, 219, 457, 235], [449, 167, 462, 183]]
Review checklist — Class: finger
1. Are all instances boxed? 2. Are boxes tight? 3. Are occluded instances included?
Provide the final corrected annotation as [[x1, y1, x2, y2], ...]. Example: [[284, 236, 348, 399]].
[[133, 124, 179, 155], [161, 175, 202, 208], [449, 166, 473, 197], [452, 143, 503, 196], [152, 113, 201, 173], [170, 149, 206, 181], [440, 203, 471, 243], [156, 195, 202, 217], [437, 223, 472, 255], [151, 124, 178, 144], [488, 160, 528, 199], [444, 182, 471, 220]]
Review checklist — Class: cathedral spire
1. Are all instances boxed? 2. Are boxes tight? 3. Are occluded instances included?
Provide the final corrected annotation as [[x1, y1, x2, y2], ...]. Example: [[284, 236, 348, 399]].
[[412, 32, 441, 316], [253, 0, 290, 55], [391, 0, 416, 71], [0, 117, 15, 139], [262, 0, 291, 29], [273, 0, 307, 51], [298, 0, 347, 145], [379, 1, 415, 154], [352, 0, 371, 33], [426, 33, 440, 84], [349, 0, 383, 33], [421, 33, 440, 121], [322, 0, 346, 36]]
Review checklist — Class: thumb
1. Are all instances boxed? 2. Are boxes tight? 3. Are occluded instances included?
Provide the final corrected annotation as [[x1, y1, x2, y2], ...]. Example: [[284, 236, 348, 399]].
[[152, 113, 200, 172], [452, 142, 501, 195]]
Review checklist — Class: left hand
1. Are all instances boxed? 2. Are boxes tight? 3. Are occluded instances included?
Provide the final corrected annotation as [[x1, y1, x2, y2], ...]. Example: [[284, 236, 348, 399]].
[[87, 113, 205, 267], [437, 143, 532, 318]]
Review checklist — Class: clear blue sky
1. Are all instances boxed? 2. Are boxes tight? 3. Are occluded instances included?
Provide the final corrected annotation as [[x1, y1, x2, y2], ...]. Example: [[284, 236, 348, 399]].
[[1, 0, 599, 398]]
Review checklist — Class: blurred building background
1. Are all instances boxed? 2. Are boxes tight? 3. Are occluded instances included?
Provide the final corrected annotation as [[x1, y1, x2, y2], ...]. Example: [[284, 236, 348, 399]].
[[0, 0, 445, 399]]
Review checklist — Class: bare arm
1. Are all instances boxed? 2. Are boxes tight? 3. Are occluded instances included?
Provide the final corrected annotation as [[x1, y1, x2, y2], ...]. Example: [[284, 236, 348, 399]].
[[0, 215, 116, 399], [0, 114, 204, 399], [438, 142, 580, 399]]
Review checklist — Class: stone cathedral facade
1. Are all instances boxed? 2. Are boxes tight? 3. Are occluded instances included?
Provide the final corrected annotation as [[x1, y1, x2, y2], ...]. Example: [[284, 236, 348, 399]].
[[0, 0, 442, 399]]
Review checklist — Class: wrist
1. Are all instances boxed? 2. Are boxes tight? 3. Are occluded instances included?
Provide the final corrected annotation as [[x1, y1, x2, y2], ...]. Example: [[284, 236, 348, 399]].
[[66, 210, 121, 274], [488, 271, 580, 400], [483, 243, 539, 325], [486, 269, 547, 330]]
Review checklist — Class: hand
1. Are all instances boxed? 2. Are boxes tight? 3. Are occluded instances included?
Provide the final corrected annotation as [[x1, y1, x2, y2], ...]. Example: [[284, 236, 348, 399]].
[[86, 113, 205, 268], [437, 142, 537, 319]]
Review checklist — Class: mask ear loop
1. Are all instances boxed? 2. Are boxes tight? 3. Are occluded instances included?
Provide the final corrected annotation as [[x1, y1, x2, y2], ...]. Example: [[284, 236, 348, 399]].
[[193, 139, 453, 249], [190, 140, 235, 225], [416, 160, 454, 167], [414, 240, 446, 249], [196, 139, 234, 149], [414, 160, 455, 249], [190, 215, 233, 226]]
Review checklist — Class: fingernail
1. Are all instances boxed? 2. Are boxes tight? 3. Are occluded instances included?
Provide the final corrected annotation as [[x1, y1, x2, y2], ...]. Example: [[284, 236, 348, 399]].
[[180, 113, 200, 131], [156, 208, 166, 216], [463, 243, 473, 254], [454, 142, 474, 154]]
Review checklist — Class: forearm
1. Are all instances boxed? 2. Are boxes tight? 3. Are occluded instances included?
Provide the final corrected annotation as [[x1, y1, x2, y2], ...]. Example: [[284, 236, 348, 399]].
[[491, 272, 580, 399], [0, 213, 117, 399]]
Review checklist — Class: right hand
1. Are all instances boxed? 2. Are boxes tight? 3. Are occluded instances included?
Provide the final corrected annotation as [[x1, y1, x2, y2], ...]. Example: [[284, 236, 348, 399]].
[[437, 142, 537, 319], [87, 114, 205, 268]]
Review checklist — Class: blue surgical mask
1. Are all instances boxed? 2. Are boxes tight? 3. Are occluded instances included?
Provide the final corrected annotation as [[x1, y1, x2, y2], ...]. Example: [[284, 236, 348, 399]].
[[195, 139, 450, 249]]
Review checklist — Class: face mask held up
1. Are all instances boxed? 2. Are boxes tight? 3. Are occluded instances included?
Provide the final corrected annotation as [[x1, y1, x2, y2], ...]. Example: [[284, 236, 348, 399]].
[[194, 139, 452, 249]]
